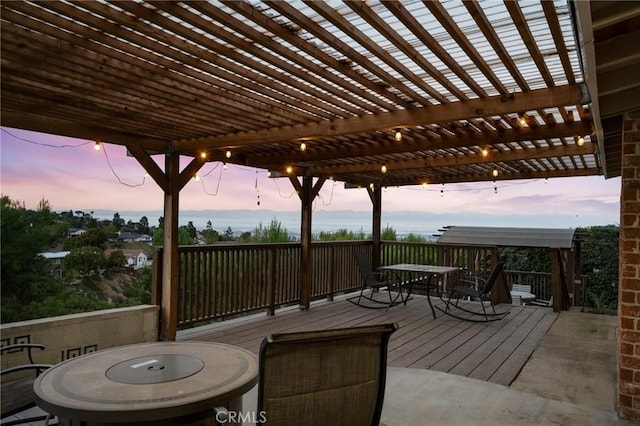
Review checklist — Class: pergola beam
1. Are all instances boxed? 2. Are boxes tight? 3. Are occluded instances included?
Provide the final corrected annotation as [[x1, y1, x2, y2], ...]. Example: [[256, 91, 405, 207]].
[[172, 84, 588, 151], [248, 122, 591, 167], [305, 143, 595, 176], [342, 167, 601, 188]]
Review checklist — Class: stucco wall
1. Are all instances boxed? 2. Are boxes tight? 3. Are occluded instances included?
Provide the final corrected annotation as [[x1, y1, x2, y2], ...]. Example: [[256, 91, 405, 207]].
[[1, 305, 159, 371]]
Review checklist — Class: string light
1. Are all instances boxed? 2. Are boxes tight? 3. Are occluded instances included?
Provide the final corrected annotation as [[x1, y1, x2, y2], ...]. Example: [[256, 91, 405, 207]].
[[200, 152, 207, 159], [381, 164, 388, 174], [577, 136, 585, 146], [440, 183, 444, 197], [286, 166, 293, 174], [481, 147, 489, 157], [544, 177, 548, 184], [394, 130, 402, 142], [300, 142, 307, 152], [518, 114, 528, 127], [193, 174, 200, 182], [225, 150, 231, 159], [223, 162, 227, 170], [422, 182, 428, 190], [94, 141, 102, 151], [493, 180, 498, 194], [492, 168, 499, 177]]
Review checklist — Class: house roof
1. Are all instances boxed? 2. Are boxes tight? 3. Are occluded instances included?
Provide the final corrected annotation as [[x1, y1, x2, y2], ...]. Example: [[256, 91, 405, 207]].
[[436, 226, 579, 249], [1, 1, 637, 187]]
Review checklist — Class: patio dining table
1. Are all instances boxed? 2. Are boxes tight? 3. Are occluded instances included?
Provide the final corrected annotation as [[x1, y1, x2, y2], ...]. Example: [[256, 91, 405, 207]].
[[377, 264, 462, 318]]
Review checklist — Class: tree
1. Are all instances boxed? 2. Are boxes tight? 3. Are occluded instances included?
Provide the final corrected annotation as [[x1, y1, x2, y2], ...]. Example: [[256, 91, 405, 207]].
[[152, 228, 194, 246], [112, 212, 125, 230], [250, 219, 292, 243], [1, 196, 66, 297], [64, 228, 110, 250], [581, 225, 619, 309], [65, 246, 106, 274], [107, 249, 127, 268], [185, 221, 197, 239], [138, 216, 150, 235]]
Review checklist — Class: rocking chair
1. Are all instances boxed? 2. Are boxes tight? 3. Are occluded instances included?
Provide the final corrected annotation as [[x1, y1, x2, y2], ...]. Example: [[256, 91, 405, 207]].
[[436, 262, 509, 322], [347, 252, 406, 310]]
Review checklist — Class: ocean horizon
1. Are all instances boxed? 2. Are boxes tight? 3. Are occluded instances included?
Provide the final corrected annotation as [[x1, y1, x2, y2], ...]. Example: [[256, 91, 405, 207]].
[[84, 209, 617, 239]]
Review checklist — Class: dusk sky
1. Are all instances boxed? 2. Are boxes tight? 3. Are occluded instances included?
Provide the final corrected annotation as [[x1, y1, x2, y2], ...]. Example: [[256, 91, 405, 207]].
[[1, 127, 621, 230]]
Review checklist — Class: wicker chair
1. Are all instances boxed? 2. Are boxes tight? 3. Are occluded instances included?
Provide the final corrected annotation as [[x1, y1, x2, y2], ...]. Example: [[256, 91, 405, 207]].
[[257, 323, 398, 426]]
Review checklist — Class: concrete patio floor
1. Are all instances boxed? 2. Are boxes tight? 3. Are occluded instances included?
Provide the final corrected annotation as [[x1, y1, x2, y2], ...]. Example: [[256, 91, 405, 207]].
[[8, 309, 629, 425], [239, 309, 627, 425]]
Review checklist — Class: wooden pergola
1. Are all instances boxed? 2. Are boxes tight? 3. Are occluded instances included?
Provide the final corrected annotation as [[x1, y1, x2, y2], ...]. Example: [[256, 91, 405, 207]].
[[1, 1, 637, 341]]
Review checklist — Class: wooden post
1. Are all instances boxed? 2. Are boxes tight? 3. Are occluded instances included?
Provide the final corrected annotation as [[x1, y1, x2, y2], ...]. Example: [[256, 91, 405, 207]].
[[299, 176, 313, 310], [160, 153, 180, 340], [490, 248, 511, 305], [368, 185, 382, 269], [550, 248, 560, 312]]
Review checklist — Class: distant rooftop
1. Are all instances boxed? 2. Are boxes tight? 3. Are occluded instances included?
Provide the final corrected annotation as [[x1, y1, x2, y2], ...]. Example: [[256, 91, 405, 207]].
[[436, 226, 579, 249]]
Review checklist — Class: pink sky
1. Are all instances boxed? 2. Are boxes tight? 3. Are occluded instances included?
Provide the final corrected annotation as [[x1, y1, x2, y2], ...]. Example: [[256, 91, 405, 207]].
[[1, 127, 621, 228]]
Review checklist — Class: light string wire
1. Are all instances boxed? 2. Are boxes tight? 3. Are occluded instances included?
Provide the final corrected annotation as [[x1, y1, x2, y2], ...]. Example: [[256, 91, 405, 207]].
[[2, 128, 92, 148], [101, 144, 146, 187], [4, 128, 552, 199]]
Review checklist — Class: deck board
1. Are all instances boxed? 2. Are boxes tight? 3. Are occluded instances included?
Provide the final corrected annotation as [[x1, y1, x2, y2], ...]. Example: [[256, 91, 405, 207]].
[[178, 294, 558, 386]]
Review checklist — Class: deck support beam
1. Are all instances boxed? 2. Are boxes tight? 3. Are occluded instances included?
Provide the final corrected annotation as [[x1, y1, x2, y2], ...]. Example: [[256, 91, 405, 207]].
[[367, 185, 382, 269]]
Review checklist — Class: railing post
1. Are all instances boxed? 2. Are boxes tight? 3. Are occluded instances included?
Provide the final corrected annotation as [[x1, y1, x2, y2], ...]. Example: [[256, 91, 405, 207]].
[[267, 248, 276, 316]]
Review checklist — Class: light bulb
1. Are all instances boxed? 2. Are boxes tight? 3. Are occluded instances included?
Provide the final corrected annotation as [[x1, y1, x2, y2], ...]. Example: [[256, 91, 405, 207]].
[[492, 168, 499, 177], [481, 147, 489, 157], [225, 150, 231, 159], [577, 136, 585, 146], [194, 174, 200, 182], [286, 166, 293, 174], [94, 142, 101, 151], [300, 142, 307, 152], [394, 130, 402, 142], [223, 162, 227, 170], [422, 182, 428, 190], [381, 164, 388, 174], [518, 115, 528, 127], [200, 152, 207, 159]]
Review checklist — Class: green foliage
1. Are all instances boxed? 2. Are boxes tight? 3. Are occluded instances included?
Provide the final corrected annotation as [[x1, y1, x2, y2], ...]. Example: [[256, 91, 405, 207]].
[[152, 228, 194, 246], [121, 267, 152, 305], [402, 233, 428, 243], [581, 225, 619, 309], [184, 221, 197, 239], [315, 228, 367, 241], [65, 246, 106, 274], [107, 249, 127, 268], [250, 219, 293, 243], [500, 247, 550, 272], [381, 224, 397, 241], [1, 196, 66, 298], [63, 228, 111, 250], [200, 228, 220, 244]]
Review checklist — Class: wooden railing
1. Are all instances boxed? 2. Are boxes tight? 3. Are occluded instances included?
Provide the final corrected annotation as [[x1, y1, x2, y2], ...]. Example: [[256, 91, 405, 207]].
[[505, 270, 588, 305], [153, 241, 578, 329]]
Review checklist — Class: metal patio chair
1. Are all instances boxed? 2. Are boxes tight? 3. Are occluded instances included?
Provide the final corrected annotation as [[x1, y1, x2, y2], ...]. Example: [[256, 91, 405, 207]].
[[1, 344, 56, 426], [347, 252, 406, 310], [257, 323, 398, 426], [436, 262, 509, 322]]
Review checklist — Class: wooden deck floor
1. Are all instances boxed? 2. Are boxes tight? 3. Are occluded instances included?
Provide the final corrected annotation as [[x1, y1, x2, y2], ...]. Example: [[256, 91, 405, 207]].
[[177, 294, 558, 386]]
